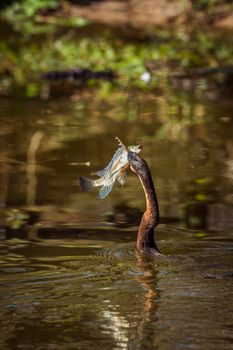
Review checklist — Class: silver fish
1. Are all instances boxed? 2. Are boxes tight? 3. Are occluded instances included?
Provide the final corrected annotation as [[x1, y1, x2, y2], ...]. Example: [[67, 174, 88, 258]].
[[79, 137, 142, 199]]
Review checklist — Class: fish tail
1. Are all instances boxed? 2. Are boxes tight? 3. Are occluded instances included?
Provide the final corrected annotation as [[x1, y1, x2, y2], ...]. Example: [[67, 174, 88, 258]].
[[79, 176, 93, 192]]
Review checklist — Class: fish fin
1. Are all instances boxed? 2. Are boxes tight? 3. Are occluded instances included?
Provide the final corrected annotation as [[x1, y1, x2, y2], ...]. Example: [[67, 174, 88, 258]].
[[115, 136, 127, 150], [117, 171, 127, 186], [91, 170, 105, 177], [98, 184, 113, 199], [79, 176, 93, 192]]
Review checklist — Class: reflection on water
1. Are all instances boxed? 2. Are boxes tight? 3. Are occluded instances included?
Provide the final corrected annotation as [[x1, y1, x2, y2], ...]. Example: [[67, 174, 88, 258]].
[[0, 229, 233, 350], [0, 88, 233, 230], [0, 70, 233, 349], [26, 131, 44, 207]]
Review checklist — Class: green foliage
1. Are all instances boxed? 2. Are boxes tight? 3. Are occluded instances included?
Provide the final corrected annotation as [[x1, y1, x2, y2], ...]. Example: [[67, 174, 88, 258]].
[[193, 0, 227, 11], [2, 0, 88, 34], [4, 0, 58, 19], [1, 1, 233, 97]]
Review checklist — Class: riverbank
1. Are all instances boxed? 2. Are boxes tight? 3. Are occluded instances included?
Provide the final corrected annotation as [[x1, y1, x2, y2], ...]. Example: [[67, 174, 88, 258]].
[[49, 0, 233, 32], [1, 0, 233, 98]]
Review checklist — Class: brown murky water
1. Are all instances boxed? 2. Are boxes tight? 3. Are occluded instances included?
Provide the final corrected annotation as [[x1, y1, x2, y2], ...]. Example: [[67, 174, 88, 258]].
[[0, 81, 233, 349]]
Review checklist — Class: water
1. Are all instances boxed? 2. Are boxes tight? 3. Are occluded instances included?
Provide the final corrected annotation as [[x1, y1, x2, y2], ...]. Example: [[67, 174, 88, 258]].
[[1, 45, 233, 350], [0, 229, 233, 349]]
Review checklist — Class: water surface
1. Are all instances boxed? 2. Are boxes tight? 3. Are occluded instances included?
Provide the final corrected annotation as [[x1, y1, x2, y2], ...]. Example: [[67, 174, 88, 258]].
[[1, 63, 233, 350]]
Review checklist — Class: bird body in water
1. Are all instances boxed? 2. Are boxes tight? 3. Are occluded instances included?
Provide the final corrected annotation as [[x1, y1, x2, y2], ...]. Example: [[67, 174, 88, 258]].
[[128, 151, 161, 256]]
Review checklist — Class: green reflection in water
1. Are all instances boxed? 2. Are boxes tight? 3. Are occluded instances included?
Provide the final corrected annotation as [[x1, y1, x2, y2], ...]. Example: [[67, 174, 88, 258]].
[[0, 84, 233, 230]]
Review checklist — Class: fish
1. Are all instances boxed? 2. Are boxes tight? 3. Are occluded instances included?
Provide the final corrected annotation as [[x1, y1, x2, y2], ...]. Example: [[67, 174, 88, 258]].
[[79, 137, 142, 199]]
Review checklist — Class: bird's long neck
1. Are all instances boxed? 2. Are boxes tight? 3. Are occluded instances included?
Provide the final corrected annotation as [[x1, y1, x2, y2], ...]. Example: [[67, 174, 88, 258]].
[[136, 161, 160, 254]]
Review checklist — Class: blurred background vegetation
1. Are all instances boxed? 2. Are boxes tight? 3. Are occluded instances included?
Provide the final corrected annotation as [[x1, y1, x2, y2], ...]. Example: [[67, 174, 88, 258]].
[[0, 0, 233, 98]]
